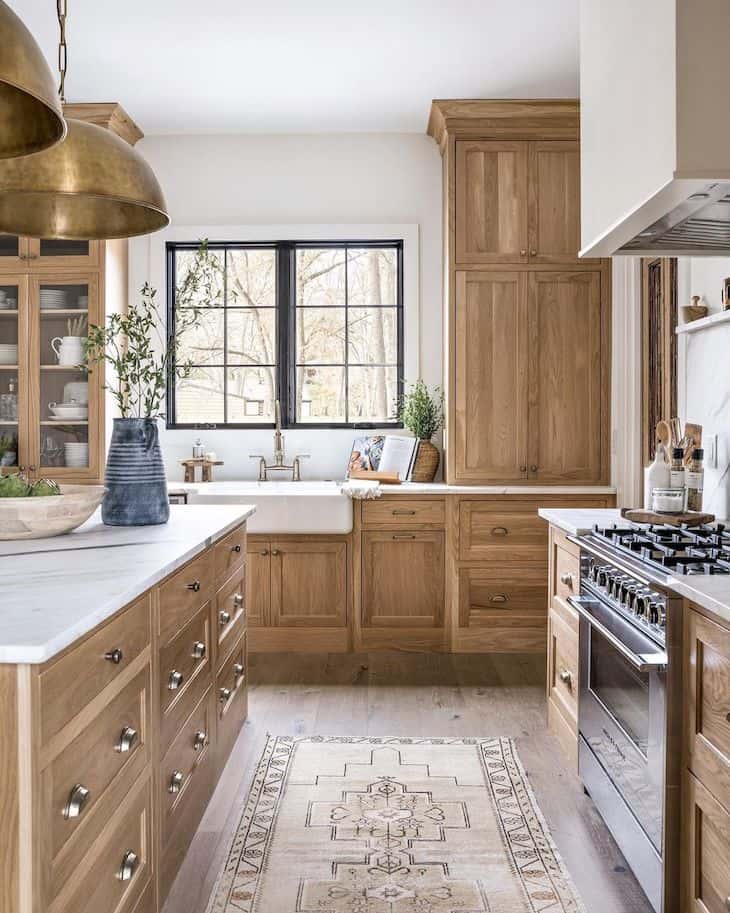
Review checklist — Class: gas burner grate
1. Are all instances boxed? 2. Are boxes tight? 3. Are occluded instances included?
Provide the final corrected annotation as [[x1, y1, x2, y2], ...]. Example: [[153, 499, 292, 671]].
[[593, 523, 730, 576]]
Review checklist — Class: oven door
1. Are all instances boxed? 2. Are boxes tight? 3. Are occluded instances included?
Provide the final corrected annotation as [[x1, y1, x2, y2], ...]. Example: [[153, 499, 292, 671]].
[[570, 592, 667, 853]]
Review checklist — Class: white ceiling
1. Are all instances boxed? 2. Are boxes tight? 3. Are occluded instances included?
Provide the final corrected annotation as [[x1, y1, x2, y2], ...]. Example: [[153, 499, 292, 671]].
[[10, 0, 579, 135]]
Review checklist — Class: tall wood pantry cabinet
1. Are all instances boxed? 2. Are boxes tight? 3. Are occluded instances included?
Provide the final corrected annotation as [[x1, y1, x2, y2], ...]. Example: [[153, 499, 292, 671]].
[[428, 101, 611, 486]]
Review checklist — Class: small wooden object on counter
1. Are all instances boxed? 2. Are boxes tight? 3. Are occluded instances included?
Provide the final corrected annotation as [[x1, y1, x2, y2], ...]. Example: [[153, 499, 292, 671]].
[[179, 457, 224, 483], [681, 295, 708, 323], [349, 469, 401, 484], [620, 507, 715, 527], [683, 422, 702, 467]]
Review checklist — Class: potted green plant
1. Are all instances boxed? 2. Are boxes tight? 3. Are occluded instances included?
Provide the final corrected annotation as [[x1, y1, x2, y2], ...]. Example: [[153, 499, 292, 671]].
[[84, 241, 221, 526], [399, 380, 444, 482]]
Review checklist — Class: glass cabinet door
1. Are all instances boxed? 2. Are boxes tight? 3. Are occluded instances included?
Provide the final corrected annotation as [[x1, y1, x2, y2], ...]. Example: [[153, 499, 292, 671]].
[[32, 274, 101, 478], [26, 238, 101, 270], [0, 276, 28, 473], [0, 235, 29, 272]]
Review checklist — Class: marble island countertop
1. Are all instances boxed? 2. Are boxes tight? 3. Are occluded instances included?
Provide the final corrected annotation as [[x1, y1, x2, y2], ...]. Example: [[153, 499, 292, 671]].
[[170, 480, 617, 496], [0, 504, 255, 665], [539, 507, 730, 626]]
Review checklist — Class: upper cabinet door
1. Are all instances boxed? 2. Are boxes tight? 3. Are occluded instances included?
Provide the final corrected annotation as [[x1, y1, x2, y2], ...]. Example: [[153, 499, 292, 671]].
[[455, 141, 528, 265], [0, 236, 30, 272], [528, 142, 586, 264], [26, 238, 101, 271], [527, 271, 608, 483], [453, 271, 528, 482]]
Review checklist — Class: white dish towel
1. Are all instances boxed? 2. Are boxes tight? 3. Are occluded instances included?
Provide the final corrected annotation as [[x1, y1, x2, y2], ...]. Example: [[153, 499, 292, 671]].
[[340, 480, 382, 500]]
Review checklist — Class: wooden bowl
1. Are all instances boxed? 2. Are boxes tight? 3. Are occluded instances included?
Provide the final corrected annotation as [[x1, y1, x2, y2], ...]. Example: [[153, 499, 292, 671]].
[[0, 484, 105, 540]]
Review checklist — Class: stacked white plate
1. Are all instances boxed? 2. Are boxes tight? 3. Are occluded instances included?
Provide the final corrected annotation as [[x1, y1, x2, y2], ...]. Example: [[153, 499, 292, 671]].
[[40, 288, 68, 310], [0, 343, 18, 365], [64, 442, 89, 467], [78, 294, 88, 309]]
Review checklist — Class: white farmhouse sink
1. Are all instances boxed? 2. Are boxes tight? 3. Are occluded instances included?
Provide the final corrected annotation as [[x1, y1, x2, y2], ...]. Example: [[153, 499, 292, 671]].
[[180, 480, 352, 534]]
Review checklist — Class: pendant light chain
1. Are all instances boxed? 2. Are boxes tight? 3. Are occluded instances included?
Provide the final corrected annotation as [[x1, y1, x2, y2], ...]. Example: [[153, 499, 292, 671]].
[[57, 0, 68, 102]]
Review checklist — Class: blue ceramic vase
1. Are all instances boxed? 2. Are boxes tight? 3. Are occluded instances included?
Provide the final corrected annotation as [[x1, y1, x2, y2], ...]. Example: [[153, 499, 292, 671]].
[[102, 417, 169, 526]]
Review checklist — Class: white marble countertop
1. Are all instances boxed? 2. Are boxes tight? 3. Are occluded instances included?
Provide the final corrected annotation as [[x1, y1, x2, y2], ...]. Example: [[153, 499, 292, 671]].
[[539, 507, 730, 626], [169, 480, 617, 497], [0, 505, 255, 665]]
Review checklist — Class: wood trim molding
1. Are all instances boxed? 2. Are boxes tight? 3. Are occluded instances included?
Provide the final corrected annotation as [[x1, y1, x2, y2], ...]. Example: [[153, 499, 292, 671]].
[[611, 257, 643, 508], [427, 99, 580, 151], [62, 102, 144, 146]]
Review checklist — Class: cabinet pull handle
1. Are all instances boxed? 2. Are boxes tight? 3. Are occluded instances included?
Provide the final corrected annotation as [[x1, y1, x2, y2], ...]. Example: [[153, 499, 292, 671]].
[[560, 572, 574, 588], [193, 730, 208, 751], [520, 249, 527, 257], [168, 670, 184, 691], [219, 686, 232, 703], [63, 784, 90, 819], [233, 662, 245, 683], [520, 465, 527, 473], [530, 465, 538, 473], [271, 549, 280, 556], [191, 641, 206, 660], [186, 580, 201, 592], [490, 594, 509, 604], [559, 669, 572, 687], [259, 549, 269, 556], [392, 534, 416, 540], [104, 648, 123, 665], [116, 726, 138, 753], [168, 770, 185, 794], [392, 509, 416, 515], [530, 249, 537, 257], [117, 850, 139, 882], [219, 610, 231, 626], [234, 592, 244, 607], [231, 543, 242, 553], [491, 526, 508, 536]]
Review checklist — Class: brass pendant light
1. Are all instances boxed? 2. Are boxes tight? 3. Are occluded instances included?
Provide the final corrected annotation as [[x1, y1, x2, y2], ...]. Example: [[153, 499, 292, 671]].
[[0, 0, 66, 158], [0, 0, 170, 240]]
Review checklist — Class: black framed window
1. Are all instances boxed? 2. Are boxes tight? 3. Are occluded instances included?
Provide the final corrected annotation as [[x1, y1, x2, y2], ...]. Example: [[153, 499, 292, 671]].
[[167, 240, 403, 429]]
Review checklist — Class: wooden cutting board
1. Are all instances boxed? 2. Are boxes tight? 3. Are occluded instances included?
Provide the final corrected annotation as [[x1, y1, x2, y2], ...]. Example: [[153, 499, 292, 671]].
[[621, 507, 715, 527]]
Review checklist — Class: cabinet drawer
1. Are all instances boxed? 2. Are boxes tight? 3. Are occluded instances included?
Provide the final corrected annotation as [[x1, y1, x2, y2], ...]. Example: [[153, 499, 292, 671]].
[[362, 498, 446, 528], [553, 544, 579, 602], [42, 668, 151, 869], [56, 772, 152, 913], [547, 599, 578, 726], [215, 570, 246, 669], [158, 549, 214, 646], [216, 634, 247, 771], [159, 605, 212, 756], [160, 686, 214, 849], [40, 594, 151, 744], [459, 501, 546, 561], [214, 523, 247, 583], [458, 565, 547, 627], [686, 607, 730, 809], [682, 771, 730, 913]]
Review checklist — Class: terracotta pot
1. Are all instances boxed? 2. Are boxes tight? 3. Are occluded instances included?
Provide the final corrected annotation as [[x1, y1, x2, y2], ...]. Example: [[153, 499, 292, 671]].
[[411, 439, 440, 482]]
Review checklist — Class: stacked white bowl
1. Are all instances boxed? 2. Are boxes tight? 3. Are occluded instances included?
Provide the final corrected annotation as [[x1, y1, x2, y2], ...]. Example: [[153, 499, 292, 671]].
[[64, 442, 89, 467], [0, 343, 18, 365]]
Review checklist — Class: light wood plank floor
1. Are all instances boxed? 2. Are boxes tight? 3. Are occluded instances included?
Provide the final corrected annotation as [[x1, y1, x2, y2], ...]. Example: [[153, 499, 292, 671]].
[[162, 652, 653, 913]]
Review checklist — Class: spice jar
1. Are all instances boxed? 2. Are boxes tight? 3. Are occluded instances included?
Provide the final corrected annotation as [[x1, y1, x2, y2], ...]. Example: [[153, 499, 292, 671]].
[[686, 448, 705, 512], [651, 488, 685, 514]]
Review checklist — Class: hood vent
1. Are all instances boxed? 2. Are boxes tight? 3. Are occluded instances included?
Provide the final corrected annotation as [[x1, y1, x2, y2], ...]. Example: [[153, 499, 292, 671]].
[[619, 184, 730, 254]]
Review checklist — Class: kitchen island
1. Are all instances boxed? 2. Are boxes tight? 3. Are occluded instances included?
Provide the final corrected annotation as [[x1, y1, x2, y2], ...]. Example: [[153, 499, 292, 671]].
[[0, 504, 254, 913], [541, 507, 730, 913]]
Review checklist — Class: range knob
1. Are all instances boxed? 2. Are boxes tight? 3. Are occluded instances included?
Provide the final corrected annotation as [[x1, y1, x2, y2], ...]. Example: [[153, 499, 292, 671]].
[[590, 563, 602, 584], [619, 581, 632, 606], [598, 567, 609, 588], [625, 586, 638, 610], [648, 602, 661, 625], [634, 594, 650, 618]]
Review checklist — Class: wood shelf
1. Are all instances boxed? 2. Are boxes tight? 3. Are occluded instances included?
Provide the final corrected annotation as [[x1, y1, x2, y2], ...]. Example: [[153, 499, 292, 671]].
[[0, 310, 19, 316], [40, 365, 85, 371], [40, 309, 88, 317], [676, 309, 730, 335], [40, 420, 88, 426], [0, 364, 18, 370]]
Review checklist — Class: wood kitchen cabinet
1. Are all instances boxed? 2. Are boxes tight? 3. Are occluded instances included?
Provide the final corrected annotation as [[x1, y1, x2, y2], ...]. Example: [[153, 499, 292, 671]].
[[452, 268, 609, 484], [246, 535, 350, 652], [429, 100, 611, 486], [361, 530, 445, 628]]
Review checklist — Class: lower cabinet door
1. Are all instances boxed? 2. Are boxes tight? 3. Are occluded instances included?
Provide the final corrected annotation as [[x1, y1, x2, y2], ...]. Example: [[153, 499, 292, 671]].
[[361, 530, 445, 628], [246, 541, 271, 626], [682, 771, 730, 913], [270, 540, 347, 627]]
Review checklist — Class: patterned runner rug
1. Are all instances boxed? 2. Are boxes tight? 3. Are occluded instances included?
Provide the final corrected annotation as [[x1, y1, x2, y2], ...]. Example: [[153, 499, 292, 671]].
[[207, 736, 585, 913]]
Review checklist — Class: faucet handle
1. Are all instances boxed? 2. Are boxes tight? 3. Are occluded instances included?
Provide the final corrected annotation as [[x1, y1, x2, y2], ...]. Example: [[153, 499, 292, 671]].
[[249, 454, 266, 459], [295, 453, 311, 460]]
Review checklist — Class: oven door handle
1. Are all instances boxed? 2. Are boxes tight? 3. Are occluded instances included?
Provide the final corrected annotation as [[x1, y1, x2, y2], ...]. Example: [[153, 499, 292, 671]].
[[567, 596, 668, 672]]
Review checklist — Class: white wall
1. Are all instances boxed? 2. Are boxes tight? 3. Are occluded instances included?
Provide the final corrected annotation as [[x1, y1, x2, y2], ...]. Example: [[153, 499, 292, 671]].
[[677, 257, 730, 517], [130, 133, 442, 481]]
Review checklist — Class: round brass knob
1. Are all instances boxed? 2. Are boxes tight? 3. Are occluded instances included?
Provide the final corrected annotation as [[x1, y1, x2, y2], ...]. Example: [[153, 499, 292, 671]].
[[520, 249, 527, 257], [231, 543, 242, 553], [259, 549, 269, 556], [560, 572, 574, 588], [530, 465, 538, 473], [559, 669, 572, 687], [271, 549, 280, 556], [530, 249, 537, 257]]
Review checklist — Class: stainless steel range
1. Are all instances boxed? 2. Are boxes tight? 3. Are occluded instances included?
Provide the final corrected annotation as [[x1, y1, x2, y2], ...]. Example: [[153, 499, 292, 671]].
[[566, 522, 730, 913]]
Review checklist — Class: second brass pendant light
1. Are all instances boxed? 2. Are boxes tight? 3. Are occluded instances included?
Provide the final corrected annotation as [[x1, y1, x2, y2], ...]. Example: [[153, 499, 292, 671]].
[[0, 0, 169, 240]]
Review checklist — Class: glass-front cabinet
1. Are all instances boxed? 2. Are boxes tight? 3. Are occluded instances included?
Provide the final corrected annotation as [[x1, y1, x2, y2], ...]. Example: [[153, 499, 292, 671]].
[[0, 235, 104, 482]]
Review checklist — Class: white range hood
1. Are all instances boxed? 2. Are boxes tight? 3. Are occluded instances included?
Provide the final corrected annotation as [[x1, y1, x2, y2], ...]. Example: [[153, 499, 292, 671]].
[[580, 0, 730, 257]]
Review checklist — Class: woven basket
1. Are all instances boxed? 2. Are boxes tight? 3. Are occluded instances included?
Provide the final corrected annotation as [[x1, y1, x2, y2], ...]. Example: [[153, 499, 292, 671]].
[[411, 440, 440, 482]]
